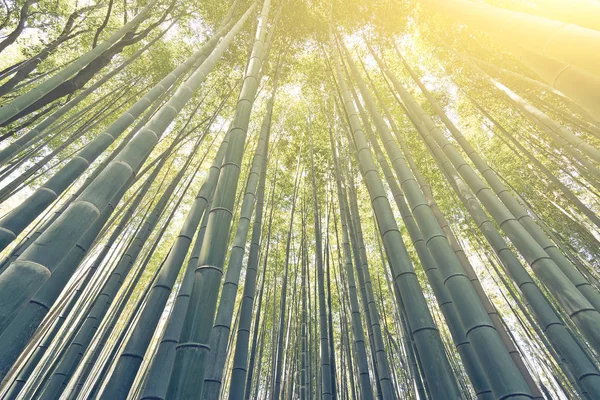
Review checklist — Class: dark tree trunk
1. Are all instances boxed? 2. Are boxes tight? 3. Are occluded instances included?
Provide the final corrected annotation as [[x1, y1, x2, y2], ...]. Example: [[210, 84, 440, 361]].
[[1, 1, 174, 125], [92, 0, 114, 48], [0, 6, 96, 96], [0, 0, 39, 55]]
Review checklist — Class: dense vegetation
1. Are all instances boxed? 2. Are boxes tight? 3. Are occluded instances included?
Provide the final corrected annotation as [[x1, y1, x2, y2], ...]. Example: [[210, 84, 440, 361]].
[[0, 0, 598, 398]]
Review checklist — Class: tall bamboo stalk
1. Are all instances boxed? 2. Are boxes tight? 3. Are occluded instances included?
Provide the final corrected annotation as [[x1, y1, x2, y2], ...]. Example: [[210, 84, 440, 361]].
[[346, 40, 534, 399], [273, 153, 301, 400], [310, 127, 334, 400], [166, 2, 270, 396], [329, 127, 374, 400], [202, 78, 275, 399], [229, 99, 278, 400]]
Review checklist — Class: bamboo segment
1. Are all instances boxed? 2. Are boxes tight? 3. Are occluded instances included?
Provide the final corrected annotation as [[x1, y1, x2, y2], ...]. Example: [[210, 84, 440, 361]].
[[468, 96, 600, 230], [354, 93, 494, 399], [511, 47, 600, 120], [491, 79, 600, 165], [0, 30, 169, 166], [272, 153, 301, 400], [310, 130, 335, 400], [37, 128, 204, 400], [140, 198, 213, 400], [417, 114, 600, 397], [341, 103, 395, 399], [330, 128, 375, 400], [0, 135, 174, 381], [228, 85, 277, 400]]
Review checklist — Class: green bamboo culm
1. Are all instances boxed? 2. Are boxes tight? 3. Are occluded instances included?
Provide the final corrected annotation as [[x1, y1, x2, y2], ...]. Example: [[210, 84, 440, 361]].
[[0, 82, 149, 201], [469, 95, 600, 230], [348, 82, 493, 399], [355, 49, 545, 398], [421, 0, 600, 119], [340, 62, 400, 400], [415, 107, 600, 397], [272, 152, 301, 400], [200, 17, 281, 400], [459, 56, 600, 186], [37, 123, 209, 400], [0, 123, 190, 381], [0, 61, 230, 386], [228, 160, 278, 400], [0, 83, 179, 267], [0, 133, 186, 399], [310, 128, 334, 400], [491, 78, 600, 175], [0, 3, 256, 335], [165, 0, 270, 397], [335, 121, 386, 400], [300, 217, 309, 400], [140, 196, 214, 400], [330, 30, 463, 398], [201, 78, 276, 399], [329, 126, 374, 400], [65, 167, 194, 400]]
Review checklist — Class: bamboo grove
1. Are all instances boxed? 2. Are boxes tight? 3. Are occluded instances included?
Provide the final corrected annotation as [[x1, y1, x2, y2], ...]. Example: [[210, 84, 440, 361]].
[[0, 0, 598, 398]]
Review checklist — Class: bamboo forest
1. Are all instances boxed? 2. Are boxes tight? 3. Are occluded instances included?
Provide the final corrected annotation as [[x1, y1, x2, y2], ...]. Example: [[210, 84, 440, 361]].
[[1, 0, 600, 398]]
